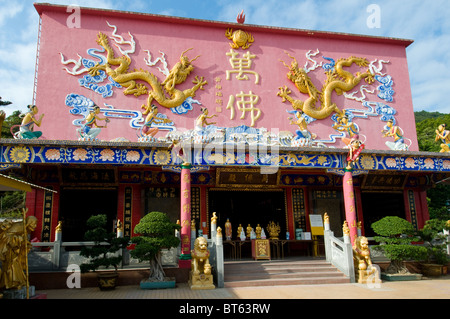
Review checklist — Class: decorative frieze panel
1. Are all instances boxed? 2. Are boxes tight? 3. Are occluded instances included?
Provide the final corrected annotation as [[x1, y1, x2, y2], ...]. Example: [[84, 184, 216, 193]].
[[1, 141, 449, 173]]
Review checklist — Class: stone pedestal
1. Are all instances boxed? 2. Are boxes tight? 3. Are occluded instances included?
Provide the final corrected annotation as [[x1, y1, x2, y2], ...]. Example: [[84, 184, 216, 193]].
[[2, 286, 35, 299], [189, 272, 215, 290]]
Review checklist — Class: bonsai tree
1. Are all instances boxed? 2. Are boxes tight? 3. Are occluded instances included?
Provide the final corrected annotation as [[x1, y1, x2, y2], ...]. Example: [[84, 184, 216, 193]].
[[416, 219, 449, 265], [371, 216, 427, 274], [130, 211, 181, 282], [80, 214, 130, 273]]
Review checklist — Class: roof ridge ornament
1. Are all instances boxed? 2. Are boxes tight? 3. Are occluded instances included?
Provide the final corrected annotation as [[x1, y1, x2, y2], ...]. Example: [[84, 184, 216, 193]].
[[236, 10, 245, 24]]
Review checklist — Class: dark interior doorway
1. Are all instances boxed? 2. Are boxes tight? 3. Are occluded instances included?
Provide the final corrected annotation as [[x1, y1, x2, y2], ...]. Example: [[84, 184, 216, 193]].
[[361, 192, 405, 237], [208, 190, 286, 239], [59, 188, 118, 242]]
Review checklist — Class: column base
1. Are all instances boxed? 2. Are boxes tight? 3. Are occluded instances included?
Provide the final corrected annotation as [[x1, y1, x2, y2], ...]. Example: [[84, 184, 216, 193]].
[[179, 259, 191, 269]]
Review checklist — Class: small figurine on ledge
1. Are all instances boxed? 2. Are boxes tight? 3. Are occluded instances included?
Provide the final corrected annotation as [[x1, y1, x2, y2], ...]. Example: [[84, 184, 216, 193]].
[[16, 105, 44, 139], [79, 105, 109, 141], [288, 109, 317, 140], [195, 107, 217, 131], [381, 119, 409, 151], [140, 105, 172, 142], [435, 124, 450, 153], [333, 112, 359, 145], [346, 134, 365, 170]]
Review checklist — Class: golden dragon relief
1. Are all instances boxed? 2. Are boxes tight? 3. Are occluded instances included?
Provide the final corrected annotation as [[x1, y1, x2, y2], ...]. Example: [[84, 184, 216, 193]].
[[278, 53, 375, 120], [88, 32, 208, 114]]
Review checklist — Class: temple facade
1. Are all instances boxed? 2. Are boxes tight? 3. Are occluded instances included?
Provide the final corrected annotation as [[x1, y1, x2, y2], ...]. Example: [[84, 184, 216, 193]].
[[1, 3, 449, 265]]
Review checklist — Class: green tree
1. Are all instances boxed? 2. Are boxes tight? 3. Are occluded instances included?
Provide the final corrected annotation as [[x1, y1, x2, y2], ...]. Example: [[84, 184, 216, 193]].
[[80, 214, 130, 273], [130, 211, 180, 282], [1, 110, 23, 138], [414, 110, 450, 221], [0, 191, 26, 218], [372, 216, 427, 274]]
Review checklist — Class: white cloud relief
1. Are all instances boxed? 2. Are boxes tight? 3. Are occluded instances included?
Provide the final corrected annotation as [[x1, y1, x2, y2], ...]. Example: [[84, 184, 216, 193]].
[[0, 0, 448, 115]]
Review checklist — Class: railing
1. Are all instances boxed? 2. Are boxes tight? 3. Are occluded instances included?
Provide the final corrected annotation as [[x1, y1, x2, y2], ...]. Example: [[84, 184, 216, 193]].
[[28, 240, 177, 271], [208, 221, 224, 288], [323, 222, 355, 283], [29, 222, 225, 289]]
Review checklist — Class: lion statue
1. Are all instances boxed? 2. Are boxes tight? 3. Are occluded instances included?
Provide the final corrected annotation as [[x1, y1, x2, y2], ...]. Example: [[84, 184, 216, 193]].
[[353, 236, 381, 284], [189, 236, 214, 289], [191, 236, 211, 276]]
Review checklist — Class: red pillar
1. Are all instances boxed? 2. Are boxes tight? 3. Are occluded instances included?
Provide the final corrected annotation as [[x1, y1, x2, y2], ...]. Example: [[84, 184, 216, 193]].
[[179, 164, 192, 268], [355, 187, 364, 236], [343, 169, 358, 246]]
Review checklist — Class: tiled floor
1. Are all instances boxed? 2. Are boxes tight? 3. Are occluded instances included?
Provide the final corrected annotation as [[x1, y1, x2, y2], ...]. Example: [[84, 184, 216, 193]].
[[37, 276, 450, 299]]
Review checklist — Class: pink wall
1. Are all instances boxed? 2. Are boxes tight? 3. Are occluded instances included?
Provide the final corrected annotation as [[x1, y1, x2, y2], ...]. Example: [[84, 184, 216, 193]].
[[34, 4, 418, 151]]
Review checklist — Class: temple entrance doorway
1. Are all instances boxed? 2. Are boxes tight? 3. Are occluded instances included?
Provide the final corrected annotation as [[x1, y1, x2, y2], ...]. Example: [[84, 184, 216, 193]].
[[310, 190, 344, 237], [208, 190, 286, 240], [361, 192, 405, 237], [59, 188, 118, 242]]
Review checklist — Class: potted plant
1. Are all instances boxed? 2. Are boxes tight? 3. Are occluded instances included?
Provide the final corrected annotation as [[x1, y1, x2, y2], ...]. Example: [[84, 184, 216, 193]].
[[80, 214, 130, 290], [130, 211, 181, 289], [371, 216, 427, 281], [416, 219, 449, 276]]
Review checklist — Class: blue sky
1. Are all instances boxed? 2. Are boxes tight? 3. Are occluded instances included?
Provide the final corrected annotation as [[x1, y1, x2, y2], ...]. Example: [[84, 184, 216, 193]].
[[0, 0, 449, 115]]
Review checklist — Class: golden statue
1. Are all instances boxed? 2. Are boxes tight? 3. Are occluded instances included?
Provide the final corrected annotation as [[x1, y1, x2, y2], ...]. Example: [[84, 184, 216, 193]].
[[225, 26, 254, 50], [0, 214, 38, 291], [189, 237, 215, 290], [89, 32, 207, 114], [343, 221, 350, 236], [278, 53, 374, 120], [55, 221, 63, 233], [224, 219, 232, 240], [255, 224, 262, 239], [211, 212, 217, 225], [353, 236, 381, 284], [435, 124, 450, 153], [116, 219, 123, 232], [323, 213, 329, 225], [246, 224, 252, 239], [267, 221, 280, 240], [237, 224, 243, 239]]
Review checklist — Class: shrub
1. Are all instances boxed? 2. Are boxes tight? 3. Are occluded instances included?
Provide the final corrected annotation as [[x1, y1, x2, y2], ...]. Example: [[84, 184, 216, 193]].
[[371, 216, 427, 274]]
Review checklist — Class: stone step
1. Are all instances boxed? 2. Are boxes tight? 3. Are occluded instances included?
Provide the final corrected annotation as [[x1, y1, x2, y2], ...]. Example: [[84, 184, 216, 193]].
[[223, 258, 351, 287], [225, 270, 344, 282], [224, 276, 351, 288]]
